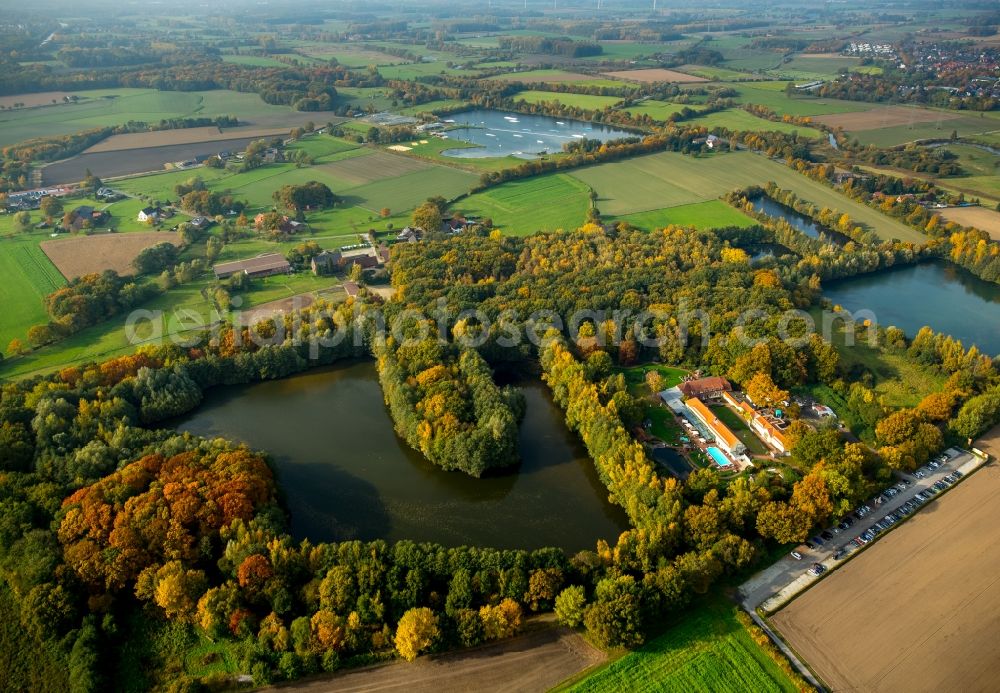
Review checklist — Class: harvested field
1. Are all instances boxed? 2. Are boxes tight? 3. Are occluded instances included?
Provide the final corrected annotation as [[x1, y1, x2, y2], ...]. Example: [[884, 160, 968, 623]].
[[602, 68, 708, 83], [939, 206, 1000, 239], [316, 150, 431, 187], [771, 458, 1000, 693], [41, 231, 184, 279], [272, 626, 604, 693], [40, 137, 265, 185], [0, 91, 76, 108], [84, 126, 287, 153], [815, 105, 961, 131]]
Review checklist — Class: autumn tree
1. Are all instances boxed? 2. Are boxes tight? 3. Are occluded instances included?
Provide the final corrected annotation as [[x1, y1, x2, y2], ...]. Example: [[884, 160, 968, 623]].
[[744, 372, 790, 408], [395, 607, 439, 661], [554, 585, 587, 627], [411, 202, 442, 232], [479, 598, 522, 641]]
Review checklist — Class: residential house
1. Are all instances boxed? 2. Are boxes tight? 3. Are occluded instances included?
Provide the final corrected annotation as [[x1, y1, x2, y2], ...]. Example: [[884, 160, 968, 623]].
[[137, 206, 163, 223], [705, 134, 720, 149], [343, 281, 360, 297], [188, 216, 213, 231], [396, 226, 421, 243], [67, 205, 108, 231]]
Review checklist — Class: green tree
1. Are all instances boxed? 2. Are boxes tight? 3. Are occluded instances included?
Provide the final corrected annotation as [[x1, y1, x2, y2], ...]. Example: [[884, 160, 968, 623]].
[[554, 585, 586, 627]]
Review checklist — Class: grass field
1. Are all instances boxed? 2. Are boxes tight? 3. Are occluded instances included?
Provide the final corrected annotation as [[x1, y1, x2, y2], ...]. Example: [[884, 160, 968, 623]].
[[567, 597, 797, 692], [451, 174, 591, 234], [570, 151, 924, 243], [843, 111, 1000, 147], [221, 54, 288, 67], [610, 200, 757, 231], [487, 69, 627, 88], [514, 91, 623, 110], [686, 109, 825, 139], [0, 232, 65, 350], [0, 88, 311, 147], [677, 64, 756, 81], [619, 100, 711, 121], [724, 82, 875, 117]]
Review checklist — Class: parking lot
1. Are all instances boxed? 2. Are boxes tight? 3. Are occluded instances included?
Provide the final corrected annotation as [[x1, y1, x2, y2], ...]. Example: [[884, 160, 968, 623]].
[[740, 447, 984, 613]]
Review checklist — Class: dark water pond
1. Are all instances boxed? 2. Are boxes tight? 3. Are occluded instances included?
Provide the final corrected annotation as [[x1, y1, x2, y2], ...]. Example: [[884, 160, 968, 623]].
[[753, 196, 850, 245], [824, 260, 1000, 355], [174, 361, 629, 551], [441, 108, 635, 159]]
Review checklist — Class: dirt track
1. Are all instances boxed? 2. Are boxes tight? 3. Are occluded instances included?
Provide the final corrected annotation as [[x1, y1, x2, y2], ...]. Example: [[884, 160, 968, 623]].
[[270, 626, 603, 693], [772, 448, 1000, 692]]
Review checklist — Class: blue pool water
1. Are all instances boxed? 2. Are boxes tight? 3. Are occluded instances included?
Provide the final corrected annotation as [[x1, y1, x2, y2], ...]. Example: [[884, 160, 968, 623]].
[[706, 446, 730, 467]]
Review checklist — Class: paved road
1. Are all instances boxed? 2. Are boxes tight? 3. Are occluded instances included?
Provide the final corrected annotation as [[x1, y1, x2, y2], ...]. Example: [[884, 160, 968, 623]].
[[740, 449, 980, 613]]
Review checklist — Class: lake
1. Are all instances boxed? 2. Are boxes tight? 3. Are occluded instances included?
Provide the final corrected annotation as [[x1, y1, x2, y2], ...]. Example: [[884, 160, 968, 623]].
[[824, 260, 1000, 355], [174, 361, 629, 552], [753, 196, 850, 245], [440, 108, 635, 159]]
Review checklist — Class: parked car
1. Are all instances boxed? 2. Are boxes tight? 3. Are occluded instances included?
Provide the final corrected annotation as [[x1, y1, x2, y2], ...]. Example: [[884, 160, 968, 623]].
[[821, 530, 835, 541], [833, 549, 847, 560], [804, 541, 816, 550], [811, 535, 825, 545], [791, 551, 803, 560]]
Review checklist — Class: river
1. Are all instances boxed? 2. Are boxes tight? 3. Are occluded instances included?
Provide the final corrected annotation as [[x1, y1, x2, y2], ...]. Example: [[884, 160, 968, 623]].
[[174, 361, 629, 551], [824, 260, 1000, 355], [440, 108, 635, 159]]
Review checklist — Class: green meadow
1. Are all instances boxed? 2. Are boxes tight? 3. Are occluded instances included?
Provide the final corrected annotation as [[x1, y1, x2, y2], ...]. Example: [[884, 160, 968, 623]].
[[450, 173, 592, 234]]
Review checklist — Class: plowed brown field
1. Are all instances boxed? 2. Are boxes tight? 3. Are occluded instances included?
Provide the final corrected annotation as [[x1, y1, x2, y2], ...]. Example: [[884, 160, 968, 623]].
[[772, 456, 1000, 692], [41, 231, 184, 279]]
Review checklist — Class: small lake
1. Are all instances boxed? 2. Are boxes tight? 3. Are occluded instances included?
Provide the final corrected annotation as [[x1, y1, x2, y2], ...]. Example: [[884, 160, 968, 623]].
[[824, 260, 1000, 355], [440, 108, 635, 159], [174, 361, 629, 551], [753, 196, 850, 246]]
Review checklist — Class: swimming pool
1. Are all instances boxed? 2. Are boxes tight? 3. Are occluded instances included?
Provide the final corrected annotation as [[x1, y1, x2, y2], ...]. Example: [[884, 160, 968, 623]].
[[706, 446, 731, 468]]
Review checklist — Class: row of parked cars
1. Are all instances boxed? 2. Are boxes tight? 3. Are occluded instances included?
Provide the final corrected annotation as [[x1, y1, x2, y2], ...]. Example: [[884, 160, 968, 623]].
[[913, 451, 958, 479], [792, 454, 967, 572], [849, 470, 964, 547]]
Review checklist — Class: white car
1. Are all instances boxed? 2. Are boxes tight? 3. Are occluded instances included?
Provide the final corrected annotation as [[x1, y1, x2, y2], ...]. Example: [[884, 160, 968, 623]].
[[791, 551, 803, 560]]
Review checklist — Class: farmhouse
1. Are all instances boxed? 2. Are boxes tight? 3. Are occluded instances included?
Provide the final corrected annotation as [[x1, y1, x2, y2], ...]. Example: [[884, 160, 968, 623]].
[[311, 250, 342, 276], [685, 397, 746, 457], [66, 205, 108, 231], [137, 206, 163, 223], [212, 254, 291, 280], [705, 134, 720, 149], [343, 281, 360, 297], [678, 376, 732, 400], [189, 216, 213, 231]]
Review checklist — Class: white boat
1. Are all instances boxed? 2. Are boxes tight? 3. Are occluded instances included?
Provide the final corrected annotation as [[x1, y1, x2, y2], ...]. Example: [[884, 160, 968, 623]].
[[504, 116, 519, 122], [443, 119, 455, 123], [556, 121, 565, 125], [536, 140, 544, 144], [513, 134, 523, 138], [485, 133, 496, 137], [572, 134, 585, 138]]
